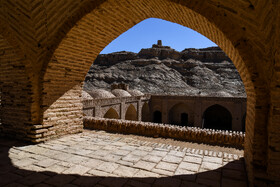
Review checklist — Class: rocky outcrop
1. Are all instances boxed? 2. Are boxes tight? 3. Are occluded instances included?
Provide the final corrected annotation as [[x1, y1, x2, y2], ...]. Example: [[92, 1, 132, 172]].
[[94, 51, 137, 66], [84, 44, 246, 97], [181, 47, 231, 63]]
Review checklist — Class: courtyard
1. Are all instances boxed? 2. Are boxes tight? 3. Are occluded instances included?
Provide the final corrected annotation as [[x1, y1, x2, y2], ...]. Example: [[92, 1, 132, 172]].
[[0, 130, 247, 187]]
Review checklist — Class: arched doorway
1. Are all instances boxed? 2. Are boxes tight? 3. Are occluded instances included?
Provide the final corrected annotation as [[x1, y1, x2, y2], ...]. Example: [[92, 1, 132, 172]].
[[181, 113, 188, 126], [104, 108, 119, 119], [125, 104, 137, 121], [142, 102, 150, 122], [203, 104, 232, 130], [153, 111, 162, 123]]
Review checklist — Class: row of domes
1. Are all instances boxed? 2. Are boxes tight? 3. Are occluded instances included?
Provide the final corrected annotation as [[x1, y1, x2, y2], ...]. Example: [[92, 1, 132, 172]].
[[82, 89, 144, 100]]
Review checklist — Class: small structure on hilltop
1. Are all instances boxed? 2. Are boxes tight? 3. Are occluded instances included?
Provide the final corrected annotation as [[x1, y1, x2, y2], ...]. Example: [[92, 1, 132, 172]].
[[152, 40, 171, 49], [111, 82, 129, 91]]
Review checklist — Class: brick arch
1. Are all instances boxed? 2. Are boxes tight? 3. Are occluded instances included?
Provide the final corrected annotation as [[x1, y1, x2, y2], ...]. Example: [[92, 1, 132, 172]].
[[41, 0, 274, 184], [42, 0, 258, 111], [201, 102, 234, 120]]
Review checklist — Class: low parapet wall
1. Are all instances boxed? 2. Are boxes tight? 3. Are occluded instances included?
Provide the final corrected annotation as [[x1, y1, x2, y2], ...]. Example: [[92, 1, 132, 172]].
[[84, 117, 245, 148]]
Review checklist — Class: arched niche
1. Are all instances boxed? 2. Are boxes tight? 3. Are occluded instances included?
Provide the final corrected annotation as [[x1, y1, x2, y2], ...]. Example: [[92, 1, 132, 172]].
[[142, 102, 150, 122], [168, 103, 194, 127], [104, 108, 120, 119], [203, 104, 232, 131], [125, 104, 137, 121]]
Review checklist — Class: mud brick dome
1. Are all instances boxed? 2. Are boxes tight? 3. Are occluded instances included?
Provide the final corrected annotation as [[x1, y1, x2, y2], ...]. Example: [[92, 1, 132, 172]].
[[0, 0, 279, 186], [82, 90, 94, 100], [127, 90, 144, 96], [111, 89, 132, 97], [88, 89, 116, 99]]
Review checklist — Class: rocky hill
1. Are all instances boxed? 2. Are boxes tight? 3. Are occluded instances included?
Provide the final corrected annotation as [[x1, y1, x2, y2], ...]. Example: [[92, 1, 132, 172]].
[[84, 42, 246, 97]]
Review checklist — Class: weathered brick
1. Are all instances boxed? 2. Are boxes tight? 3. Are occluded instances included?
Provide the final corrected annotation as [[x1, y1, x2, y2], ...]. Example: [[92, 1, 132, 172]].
[[0, 0, 279, 185]]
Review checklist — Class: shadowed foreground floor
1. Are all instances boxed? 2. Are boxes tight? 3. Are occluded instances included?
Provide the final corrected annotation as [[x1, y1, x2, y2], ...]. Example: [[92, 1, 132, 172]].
[[0, 130, 248, 187]]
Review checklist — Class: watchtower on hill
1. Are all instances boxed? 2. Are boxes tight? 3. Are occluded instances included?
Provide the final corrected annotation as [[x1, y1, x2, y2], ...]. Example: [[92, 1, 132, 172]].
[[152, 40, 171, 49]]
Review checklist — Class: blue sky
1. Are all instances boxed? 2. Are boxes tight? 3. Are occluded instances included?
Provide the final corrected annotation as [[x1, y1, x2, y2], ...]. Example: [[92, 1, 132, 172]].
[[100, 18, 217, 54]]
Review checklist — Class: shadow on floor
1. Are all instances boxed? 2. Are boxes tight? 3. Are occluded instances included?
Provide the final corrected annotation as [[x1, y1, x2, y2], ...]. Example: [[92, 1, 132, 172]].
[[0, 137, 248, 187]]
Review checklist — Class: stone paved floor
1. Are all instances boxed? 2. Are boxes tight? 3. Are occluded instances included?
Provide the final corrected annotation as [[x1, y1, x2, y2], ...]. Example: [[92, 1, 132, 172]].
[[0, 130, 248, 187]]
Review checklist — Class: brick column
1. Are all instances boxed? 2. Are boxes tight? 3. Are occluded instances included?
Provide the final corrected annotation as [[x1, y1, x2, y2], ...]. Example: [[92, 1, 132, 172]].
[[120, 102, 125, 120], [194, 100, 202, 128], [137, 100, 142, 121], [95, 106, 101, 118], [162, 100, 168, 124]]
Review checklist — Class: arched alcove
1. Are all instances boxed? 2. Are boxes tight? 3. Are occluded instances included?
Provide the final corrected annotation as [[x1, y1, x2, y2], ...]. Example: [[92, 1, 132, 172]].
[[169, 103, 193, 127], [125, 104, 137, 121], [142, 102, 150, 122], [203, 104, 232, 131], [153, 110, 162, 123], [104, 108, 120, 119]]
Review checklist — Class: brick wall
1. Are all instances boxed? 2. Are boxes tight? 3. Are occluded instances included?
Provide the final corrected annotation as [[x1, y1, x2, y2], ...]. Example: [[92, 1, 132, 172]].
[[0, 35, 32, 140]]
